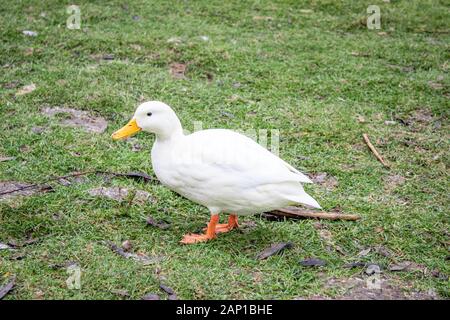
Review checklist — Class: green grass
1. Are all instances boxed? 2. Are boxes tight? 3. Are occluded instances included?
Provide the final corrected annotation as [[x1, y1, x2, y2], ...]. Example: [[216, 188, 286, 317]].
[[0, 0, 449, 299]]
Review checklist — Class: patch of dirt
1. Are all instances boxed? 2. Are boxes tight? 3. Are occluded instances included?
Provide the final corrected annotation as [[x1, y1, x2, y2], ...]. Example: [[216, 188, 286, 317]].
[[389, 261, 425, 272], [384, 174, 406, 191], [387, 64, 415, 73], [169, 62, 187, 79], [309, 172, 339, 190], [88, 186, 152, 204], [16, 83, 36, 96], [297, 275, 440, 300], [239, 221, 257, 234], [323, 276, 439, 300], [408, 109, 434, 124], [428, 80, 444, 90], [42, 106, 107, 133], [0, 181, 52, 201], [31, 126, 45, 134], [315, 224, 346, 255]]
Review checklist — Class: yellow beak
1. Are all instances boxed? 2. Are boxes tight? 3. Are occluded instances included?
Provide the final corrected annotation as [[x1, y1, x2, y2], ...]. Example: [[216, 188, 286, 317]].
[[111, 118, 142, 140]]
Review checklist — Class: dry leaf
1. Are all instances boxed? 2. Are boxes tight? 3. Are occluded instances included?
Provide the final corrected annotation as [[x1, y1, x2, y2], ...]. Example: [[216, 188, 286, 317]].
[[389, 262, 412, 271], [159, 284, 175, 295], [257, 242, 293, 260], [142, 293, 160, 300], [299, 258, 327, 267]]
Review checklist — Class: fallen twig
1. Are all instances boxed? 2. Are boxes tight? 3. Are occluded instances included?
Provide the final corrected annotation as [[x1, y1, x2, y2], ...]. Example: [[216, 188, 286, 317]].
[[363, 133, 390, 168], [0, 170, 154, 197], [0, 171, 97, 196], [7, 237, 40, 248], [266, 207, 360, 221]]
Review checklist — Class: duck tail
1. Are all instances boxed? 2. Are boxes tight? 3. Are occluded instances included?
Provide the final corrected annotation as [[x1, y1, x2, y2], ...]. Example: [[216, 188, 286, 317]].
[[286, 190, 322, 209]]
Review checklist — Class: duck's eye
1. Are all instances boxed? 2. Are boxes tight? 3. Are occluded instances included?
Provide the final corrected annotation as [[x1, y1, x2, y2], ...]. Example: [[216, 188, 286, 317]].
[[147, 112, 152, 117]]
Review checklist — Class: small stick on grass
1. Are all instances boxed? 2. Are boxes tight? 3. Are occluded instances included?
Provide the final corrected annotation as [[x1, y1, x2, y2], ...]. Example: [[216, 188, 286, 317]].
[[267, 207, 360, 221], [363, 133, 390, 168], [0, 170, 98, 196], [0, 170, 154, 197]]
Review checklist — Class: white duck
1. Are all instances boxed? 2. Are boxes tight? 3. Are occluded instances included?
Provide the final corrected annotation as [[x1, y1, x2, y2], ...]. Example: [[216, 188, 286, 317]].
[[112, 101, 321, 244]]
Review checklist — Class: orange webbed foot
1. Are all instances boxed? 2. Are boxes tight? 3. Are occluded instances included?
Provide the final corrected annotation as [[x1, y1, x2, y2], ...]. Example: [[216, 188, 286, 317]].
[[203, 223, 233, 234], [180, 214, 219, 245], [180, 233, 215, 244], [202, 215, 239, 234]]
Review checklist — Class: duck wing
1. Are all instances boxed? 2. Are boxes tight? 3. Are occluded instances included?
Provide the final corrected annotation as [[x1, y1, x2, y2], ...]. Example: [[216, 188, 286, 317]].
[[174, 129, 312, 187]]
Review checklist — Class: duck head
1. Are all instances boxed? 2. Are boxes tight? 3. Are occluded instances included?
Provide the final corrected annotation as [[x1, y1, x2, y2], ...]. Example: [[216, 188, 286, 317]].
[[112, 101, 183, 141]]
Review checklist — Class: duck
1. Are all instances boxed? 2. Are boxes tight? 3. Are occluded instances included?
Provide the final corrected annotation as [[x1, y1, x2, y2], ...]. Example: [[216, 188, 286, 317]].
[[112, 101, 321, 244]]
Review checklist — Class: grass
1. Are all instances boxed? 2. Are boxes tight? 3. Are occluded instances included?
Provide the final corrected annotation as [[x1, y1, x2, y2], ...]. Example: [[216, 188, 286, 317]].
[[0, 0, 449, 300]]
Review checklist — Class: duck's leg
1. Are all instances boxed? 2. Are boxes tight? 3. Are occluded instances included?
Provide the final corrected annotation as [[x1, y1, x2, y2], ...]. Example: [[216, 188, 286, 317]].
[[180, 214, 219, 244], [204, 214, 239, 234]]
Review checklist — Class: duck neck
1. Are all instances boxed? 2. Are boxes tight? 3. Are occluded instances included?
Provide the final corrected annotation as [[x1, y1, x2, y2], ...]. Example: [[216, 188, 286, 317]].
[[155, 123, 184, 143]]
